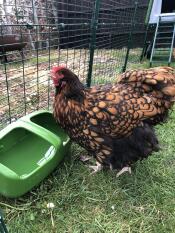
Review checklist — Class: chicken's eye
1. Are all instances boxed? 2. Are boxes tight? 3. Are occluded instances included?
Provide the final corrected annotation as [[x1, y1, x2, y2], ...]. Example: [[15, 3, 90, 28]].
[[57, 72, 64, 80]]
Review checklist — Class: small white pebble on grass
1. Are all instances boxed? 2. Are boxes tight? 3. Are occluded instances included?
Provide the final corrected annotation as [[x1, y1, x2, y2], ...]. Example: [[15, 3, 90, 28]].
[[47, 202, 55, 209], [111, 205, 115, 210]]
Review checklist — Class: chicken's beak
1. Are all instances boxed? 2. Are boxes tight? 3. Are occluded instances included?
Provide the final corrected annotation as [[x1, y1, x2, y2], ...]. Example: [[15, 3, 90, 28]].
[[52, 76, 59, 86], [51, 71, 59, 86]]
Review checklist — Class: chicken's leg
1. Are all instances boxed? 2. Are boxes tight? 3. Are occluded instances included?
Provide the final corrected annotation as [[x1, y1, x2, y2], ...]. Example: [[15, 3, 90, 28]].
[[116, 166, 131, 177], [88, 161, 103, 174]]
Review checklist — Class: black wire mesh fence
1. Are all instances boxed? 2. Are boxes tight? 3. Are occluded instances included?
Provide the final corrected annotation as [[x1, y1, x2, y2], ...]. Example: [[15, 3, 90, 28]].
[[0, 0, 149, 129]]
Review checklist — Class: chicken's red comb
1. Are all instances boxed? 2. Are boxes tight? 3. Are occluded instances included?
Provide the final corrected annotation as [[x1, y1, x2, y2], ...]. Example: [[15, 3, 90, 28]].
[[51, 65, 67, 73]]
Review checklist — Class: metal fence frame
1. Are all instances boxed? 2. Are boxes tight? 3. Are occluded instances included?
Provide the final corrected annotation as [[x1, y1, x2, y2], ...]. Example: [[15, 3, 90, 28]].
[[0, 0, 149, 129]]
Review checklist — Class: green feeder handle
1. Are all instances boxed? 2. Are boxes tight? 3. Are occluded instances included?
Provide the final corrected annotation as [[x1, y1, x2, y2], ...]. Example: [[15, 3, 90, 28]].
[[0, 210, 8, 233]]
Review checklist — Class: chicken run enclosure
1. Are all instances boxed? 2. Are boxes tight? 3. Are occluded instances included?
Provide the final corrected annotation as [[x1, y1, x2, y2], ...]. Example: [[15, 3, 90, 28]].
[[0, 0, 150, 129]]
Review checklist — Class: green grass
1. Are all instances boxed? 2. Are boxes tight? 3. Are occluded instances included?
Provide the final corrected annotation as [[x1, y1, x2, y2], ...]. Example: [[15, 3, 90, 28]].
[[1, 112, 175, 233], [1, 51, 175, 232]]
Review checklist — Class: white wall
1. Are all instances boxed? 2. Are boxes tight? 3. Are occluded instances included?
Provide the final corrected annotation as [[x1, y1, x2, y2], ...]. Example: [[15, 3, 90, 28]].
[[149, 0, 162, 24], [149, 0, 175, 23]]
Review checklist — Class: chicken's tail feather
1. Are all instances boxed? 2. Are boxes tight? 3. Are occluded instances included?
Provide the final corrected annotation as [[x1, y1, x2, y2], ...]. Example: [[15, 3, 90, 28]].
[[118, 66, 175, 100], [118, 66, 175, 124]]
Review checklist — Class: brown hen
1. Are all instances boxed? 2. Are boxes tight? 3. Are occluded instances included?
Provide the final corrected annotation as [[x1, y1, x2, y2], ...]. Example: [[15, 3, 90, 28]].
[[51, 66, 175, 175]]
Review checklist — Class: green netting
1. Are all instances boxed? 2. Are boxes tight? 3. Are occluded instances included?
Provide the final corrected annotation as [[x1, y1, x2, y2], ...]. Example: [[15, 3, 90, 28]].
[[0, 0, 150, 129]]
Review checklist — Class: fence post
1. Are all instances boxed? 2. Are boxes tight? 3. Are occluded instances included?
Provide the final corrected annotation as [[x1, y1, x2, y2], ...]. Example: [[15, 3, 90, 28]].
[[122, 1, 138, 72], [140, 0, 154, 61], [86, 0, 101, 87]]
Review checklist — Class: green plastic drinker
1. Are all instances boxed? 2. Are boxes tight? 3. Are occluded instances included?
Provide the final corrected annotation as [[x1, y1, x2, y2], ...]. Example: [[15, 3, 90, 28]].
[[0, 111, 70, 198]]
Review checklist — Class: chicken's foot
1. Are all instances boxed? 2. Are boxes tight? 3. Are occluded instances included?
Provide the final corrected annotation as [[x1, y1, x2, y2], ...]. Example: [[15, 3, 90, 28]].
[[79, 155, 92, 162], [89, 162, 103, 174], [116, 166, 131, 177]]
